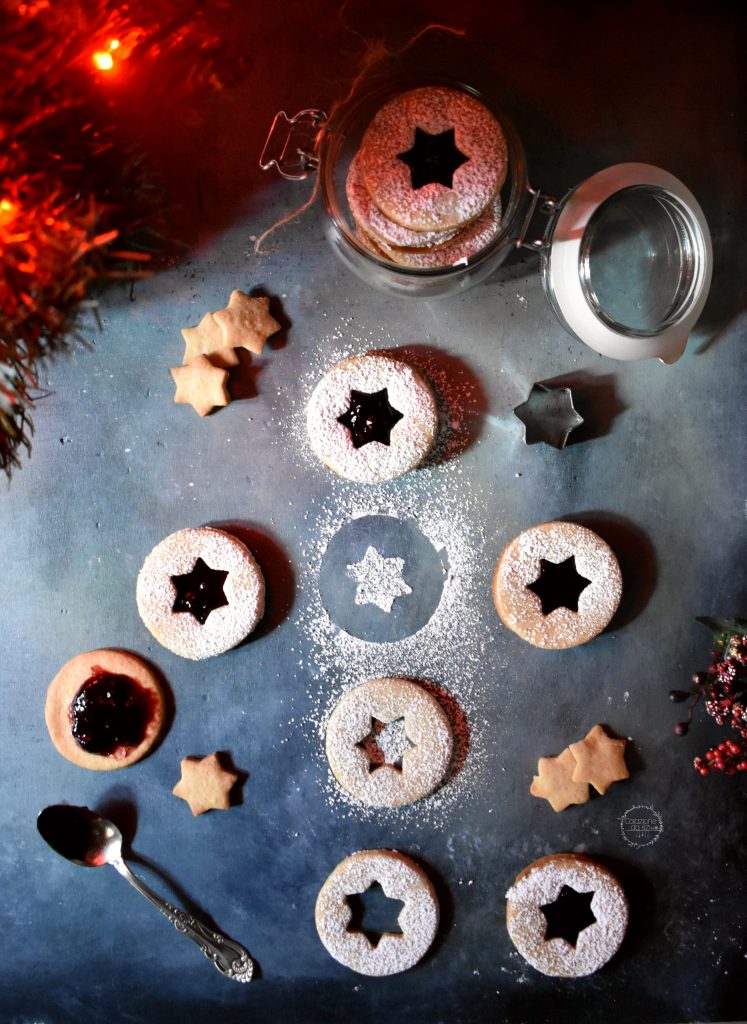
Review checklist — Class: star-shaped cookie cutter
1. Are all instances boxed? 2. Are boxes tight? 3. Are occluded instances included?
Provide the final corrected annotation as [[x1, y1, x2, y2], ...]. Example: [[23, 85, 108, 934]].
[[513, 382, 584, 449]]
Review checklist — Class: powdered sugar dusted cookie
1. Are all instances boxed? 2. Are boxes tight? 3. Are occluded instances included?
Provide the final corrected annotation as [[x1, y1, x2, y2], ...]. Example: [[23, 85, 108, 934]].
[[306, 352, 438, 483], [359, 86, 507, 232], [45, 649, 166, 770], [325, 677, 453, 808], [136, 527, 265, 660], [315, 849, 439, 976], [506, 853, 628, 977], [492, 521, 622, 649], [346, 152, 459, 251], [374, 195, 503, 269]]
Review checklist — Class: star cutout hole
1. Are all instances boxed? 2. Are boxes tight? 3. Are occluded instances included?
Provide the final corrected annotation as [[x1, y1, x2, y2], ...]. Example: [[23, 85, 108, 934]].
[[356, 717, 416, 772], [345, 882, 405, 948], [526, 556, 591, 616], [171, 557, 229, 625], [337, 388, 403, 449], [397, 127, 469, 190], [540, 885, 596, 946]]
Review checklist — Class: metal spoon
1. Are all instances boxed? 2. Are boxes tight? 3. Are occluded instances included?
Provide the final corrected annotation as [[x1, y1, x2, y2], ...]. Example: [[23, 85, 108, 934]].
[[37, 804, 253, 982]]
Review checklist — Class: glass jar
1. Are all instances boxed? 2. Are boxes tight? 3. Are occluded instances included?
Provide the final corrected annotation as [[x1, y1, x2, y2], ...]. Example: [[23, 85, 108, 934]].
[[261, 78, 712, 362]]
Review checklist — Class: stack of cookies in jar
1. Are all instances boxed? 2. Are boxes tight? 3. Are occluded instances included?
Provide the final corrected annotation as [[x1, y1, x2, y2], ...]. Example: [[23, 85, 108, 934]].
[[346, 86, 508, 268]]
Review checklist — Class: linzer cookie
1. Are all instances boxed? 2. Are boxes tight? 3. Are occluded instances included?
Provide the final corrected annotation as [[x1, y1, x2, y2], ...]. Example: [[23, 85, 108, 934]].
[[325, 677, 453, 808], [315, 849, 439, 976], [346, 85, 507, 269], [306, 351, 438, 483], [492, 521, 622, 649], [505, 853, 628, 977], [359, 86, 507, 232], [372, 196, 503, 269], [346, 152, 459, 251], [136, 527, 265, 660], [45, 649, 166, 770]]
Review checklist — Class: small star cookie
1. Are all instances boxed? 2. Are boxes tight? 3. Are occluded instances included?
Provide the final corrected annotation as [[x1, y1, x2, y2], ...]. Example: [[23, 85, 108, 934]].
[[172, 752, 239, 815], [530, 747, 590, 812], [213, 290, 280, 355], [569, 724, 629, 795], [180, 312, 238, 368], [171, 355, 230, 416]]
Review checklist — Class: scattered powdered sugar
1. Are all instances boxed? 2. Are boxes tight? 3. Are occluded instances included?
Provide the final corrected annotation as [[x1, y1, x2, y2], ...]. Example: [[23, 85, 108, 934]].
[[315, 849, 439, 976], [505, 855, 628, 978], [362, 717, 412, 767], [273, 331, 503, 828], [347, 546, 411, 612]]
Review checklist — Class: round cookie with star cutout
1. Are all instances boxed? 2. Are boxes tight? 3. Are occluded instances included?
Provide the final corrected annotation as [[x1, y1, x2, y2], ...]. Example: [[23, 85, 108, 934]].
[[136, 527, 265, 660], [505, 853, 628, 977], [492, 521, 622, 650], [306, 352, 439, 483], [358, 85, 508, 233]]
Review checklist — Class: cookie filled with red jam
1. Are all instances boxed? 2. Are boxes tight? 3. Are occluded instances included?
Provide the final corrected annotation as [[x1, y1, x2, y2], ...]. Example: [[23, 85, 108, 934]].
[[45, 649, 166, 770], [136, 527, 265, 660]]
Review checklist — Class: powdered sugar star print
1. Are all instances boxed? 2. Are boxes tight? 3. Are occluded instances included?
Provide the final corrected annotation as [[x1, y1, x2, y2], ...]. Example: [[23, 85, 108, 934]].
[[317, 514, 447, 643], [347, 546, 412, 613]]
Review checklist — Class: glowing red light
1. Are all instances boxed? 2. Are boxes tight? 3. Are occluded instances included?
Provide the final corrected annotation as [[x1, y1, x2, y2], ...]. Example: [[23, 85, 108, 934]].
[[92, 50, 114, 71], [0, 199, 17, 226]]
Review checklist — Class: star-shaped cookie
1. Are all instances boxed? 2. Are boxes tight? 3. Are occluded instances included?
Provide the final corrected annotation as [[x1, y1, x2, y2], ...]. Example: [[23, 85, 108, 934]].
[[530, 747, 590, 812], [213, 291, 280, 355], [180, 312, 239, 368], [171, 355, 230, 416], [172, 752, 239, 815], [569, 724, 629, 795]]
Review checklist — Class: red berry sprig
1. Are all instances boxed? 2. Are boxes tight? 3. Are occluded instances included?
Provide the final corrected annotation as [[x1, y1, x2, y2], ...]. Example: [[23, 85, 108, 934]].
[[670, 624, 747, 777]]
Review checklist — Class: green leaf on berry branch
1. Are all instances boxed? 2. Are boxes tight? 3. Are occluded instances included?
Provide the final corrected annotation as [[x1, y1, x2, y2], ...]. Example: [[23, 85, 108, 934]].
[[696, 617, 747, 649]]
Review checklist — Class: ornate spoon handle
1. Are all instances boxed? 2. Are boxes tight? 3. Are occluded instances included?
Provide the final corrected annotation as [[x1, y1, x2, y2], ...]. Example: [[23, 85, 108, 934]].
[[112, 856, 254, 982]]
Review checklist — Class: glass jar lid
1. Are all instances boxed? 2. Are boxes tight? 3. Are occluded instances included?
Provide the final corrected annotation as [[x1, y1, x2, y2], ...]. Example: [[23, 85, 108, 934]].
[[541, 163, 712, 362]]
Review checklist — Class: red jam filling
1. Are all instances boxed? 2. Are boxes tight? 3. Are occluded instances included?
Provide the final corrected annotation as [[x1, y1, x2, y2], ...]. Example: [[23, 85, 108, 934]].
[[337, 388, 404, 449], [69, 667, 156, 756], [170, 556, 229, 625]]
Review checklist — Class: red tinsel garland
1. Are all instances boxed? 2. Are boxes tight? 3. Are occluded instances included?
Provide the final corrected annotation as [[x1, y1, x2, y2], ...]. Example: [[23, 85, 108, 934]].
[[0, 0, 250, 474]]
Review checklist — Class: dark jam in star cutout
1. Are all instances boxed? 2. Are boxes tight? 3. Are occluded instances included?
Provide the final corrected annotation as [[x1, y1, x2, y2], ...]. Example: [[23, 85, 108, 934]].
[[69, 668, 156, 755], [346, 881, 406, 948], [397, 127, 469, 190], [337, 388, 404, 449], [171, 557, 229, 625], [540, 885, 596, 946], [356, 717, 416, 773], [526, 556, 592, 616]]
